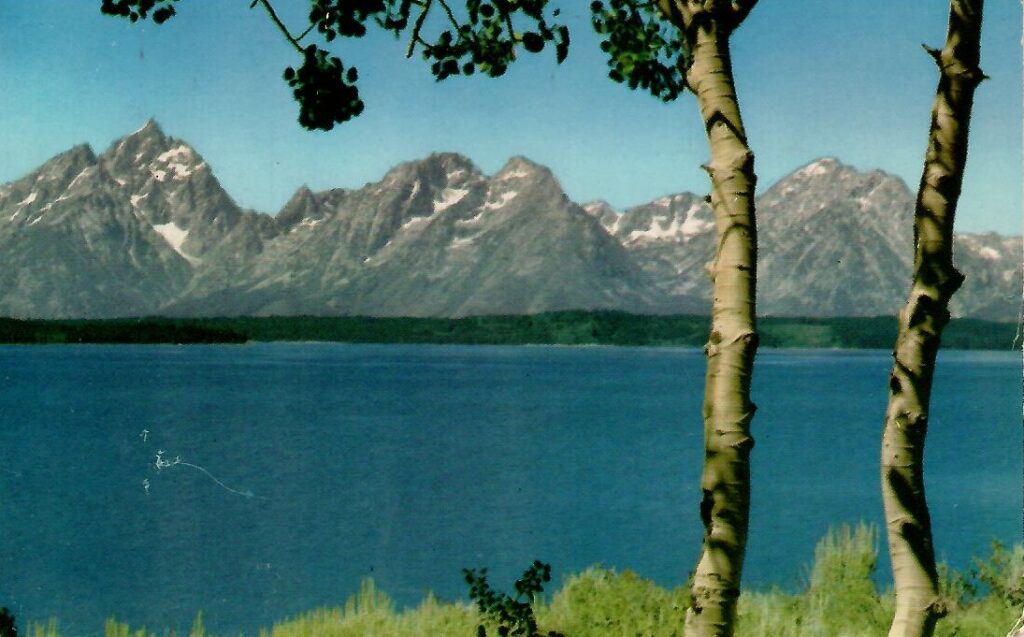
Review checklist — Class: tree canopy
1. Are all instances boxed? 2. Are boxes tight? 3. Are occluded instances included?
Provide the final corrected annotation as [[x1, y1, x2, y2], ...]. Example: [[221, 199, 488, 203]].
[[98, 0, 733, 130]]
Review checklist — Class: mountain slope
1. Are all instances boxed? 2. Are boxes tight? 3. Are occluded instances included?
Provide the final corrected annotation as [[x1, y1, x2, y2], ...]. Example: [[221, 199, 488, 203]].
[[592, 157, 1020, 321], [0, 124, 1017, 321], [169, 153, 684, 317]]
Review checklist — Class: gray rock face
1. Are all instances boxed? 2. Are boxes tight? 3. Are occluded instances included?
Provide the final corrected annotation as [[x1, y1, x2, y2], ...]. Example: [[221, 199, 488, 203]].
[[169, 153, 679, 317], [0, 123, 1018, 321], [757, 158, 916, 317], [592, 157, 1020, 321]]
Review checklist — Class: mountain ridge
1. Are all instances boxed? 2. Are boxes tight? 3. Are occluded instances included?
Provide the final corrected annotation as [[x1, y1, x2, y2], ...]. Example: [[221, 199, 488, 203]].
[[0, 122, 1018, 321]]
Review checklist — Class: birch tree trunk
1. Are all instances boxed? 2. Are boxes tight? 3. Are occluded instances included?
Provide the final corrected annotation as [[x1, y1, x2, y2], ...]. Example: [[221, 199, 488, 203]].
[[659, 3, 759, 636], [881, 3, 985, 637]]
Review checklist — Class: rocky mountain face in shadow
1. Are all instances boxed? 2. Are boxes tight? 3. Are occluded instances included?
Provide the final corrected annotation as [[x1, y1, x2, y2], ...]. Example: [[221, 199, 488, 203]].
[[0, 123, 1018, 321]]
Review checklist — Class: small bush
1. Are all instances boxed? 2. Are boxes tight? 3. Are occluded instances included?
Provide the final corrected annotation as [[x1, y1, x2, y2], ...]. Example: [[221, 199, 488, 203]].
[[0, 609, 17, 637], [464, 561, 563, 637]]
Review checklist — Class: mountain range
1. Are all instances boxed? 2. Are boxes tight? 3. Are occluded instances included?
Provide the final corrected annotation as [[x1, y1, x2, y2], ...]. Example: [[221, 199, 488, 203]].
[[0, 121, 1018, 321]]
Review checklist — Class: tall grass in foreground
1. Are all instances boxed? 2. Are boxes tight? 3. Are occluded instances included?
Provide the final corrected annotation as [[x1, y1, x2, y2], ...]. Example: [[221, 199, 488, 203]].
[[22, 524, 1022, 637]]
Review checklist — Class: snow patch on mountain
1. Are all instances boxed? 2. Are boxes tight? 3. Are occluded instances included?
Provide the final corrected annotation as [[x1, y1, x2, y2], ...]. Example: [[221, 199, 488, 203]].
[[153, 222, 199, 265], [484, 191, 517, 210], [497, 168, 530, 181], [627, 205, 710, 243], [18, 192, 37, 206], [450, 234, 480, 249], [67, 167, 93, 190], [402, 210, 441, 232], [798, 158, 838, 178], [457, 210, 485, 227], [680, 205, 713, 236], [652, 196, 675, 207], [156, 145, 193, 163], [434, 187, 468, 212], [155, 145, 202, 179]]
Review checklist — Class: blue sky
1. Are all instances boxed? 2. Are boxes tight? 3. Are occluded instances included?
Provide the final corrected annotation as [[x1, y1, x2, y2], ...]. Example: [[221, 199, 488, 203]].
[[0, 2, 1020, 234]]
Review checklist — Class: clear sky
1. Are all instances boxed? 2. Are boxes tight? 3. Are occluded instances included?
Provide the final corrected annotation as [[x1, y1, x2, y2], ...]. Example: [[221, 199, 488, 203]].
[[0, 2, 1020, 234]]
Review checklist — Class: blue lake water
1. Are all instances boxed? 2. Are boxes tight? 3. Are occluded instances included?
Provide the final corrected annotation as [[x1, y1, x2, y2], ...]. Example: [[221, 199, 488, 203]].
[[0, 343, 1018, 635]]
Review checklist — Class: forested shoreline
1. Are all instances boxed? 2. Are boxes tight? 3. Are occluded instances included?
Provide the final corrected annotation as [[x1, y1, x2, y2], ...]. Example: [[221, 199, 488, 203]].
[[0, 312, 1015, 350]]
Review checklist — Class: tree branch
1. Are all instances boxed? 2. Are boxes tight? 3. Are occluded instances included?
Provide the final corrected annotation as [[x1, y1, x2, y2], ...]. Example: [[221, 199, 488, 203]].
[[255, 0, 305, 53], [406, 0, 433, 57], [657, 0, 693, 31], [503, 8, 516, 45], [729, 0, 758, 29], [436, 0, 461, 31], [295, 22, 317, 43]]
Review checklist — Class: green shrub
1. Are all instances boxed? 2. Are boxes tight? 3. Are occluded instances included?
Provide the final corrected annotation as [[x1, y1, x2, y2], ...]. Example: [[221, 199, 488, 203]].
[[540, 567, 687, 637]]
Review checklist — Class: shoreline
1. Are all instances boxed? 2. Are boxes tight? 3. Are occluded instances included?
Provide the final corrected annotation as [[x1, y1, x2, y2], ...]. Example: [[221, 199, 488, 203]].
[[0, 312, 1017, 351]]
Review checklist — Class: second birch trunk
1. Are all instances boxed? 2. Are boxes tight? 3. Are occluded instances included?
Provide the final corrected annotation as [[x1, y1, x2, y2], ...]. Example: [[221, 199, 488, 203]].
[[881, 3, 985, 637]]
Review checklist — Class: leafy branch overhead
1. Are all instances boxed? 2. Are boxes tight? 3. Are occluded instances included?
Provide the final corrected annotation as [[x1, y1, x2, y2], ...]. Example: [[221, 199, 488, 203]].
[[101, 0, 569, 130], [590, 0, 689, 101]]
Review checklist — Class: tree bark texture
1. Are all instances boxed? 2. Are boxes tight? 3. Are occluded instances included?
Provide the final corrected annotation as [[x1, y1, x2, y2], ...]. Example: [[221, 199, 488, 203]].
[[659, 3, 759, 636], [881, 3, 984, 637]]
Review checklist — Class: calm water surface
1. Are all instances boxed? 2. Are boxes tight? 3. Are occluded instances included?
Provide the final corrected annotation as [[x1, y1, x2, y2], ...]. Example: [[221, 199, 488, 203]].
[[0, 344, 1018, 634]]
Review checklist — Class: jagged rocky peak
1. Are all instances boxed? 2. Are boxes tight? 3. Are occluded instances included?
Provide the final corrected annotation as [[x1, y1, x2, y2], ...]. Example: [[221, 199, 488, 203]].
[[582, 200, 621, 231], [37, 144, 98, 181], [494, 155, 552, 181], [488, 155, 567, 207], [135, 117, 166, 141], [381, 152, 482, 189], [277, 185, 324, 229], [104, 119, 167, 160], [0, 143, 96, 195], [0, 143, 101, 214], [423, 151, 480, 180], [773, 157, 909, 195], [791, 156, 844, 178], [770, 156, 884, 194], [613, 192, 712, 245], [760, 156, 916, 241], [101, 118, 208, 184]]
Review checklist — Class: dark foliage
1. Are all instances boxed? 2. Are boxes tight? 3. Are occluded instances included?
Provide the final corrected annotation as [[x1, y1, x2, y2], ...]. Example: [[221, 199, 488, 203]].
[[590, 0, 689, 101], [100, 0, 568, 130], [283, 47, 363, 130], [0, 317, 246, 345], [0, 608, 16, 637], [0, 313, 1014, 349], [100, 0, 177, 23], [464, 561, 564, 637]]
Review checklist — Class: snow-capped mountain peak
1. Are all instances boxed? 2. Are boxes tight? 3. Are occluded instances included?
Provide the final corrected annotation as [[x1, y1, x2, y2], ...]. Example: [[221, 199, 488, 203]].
[[0, 124, 1016, 321]]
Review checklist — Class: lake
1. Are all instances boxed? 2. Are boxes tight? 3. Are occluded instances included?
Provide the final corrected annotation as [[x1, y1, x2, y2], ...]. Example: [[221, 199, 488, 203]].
[[0, 344, 1018, 635]]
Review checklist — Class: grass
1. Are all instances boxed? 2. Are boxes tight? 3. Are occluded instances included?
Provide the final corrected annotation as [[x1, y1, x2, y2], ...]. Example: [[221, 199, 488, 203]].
[[17, 524, 1022, 637]]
